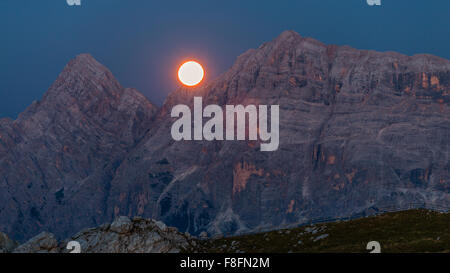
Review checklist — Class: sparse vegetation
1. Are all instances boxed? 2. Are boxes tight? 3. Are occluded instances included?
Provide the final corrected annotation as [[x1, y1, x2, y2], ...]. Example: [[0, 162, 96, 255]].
[[193, 209, 449, 253]]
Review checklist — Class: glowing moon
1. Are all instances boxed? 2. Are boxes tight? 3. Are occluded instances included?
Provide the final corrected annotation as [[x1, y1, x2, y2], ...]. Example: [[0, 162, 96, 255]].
[[178, 61, 204, 86]]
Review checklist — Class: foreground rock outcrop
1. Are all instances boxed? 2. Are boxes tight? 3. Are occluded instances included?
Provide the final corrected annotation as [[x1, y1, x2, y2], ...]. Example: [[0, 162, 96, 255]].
[[11, 216, 195, 253], [4, 209, 448, 253], [0, 30, 448, 242], [0, 232, 17, 253]]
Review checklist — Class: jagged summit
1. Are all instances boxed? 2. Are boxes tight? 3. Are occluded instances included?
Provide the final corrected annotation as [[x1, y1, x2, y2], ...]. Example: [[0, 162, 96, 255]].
[[0, 54, 159, 242], [109, 30, 449, 238], [16, 53, 157, 123], [73, 53, 97, 62], [66, 53, 109, 74], [277, 29, 301, 39], [43, 53, 122, 99], [197, 30, 449, 107], [267, 30, 303, 46], [59, 53, 117, 83]]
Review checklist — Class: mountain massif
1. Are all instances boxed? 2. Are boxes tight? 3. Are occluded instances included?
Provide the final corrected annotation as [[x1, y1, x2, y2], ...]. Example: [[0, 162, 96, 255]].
[[0, 31, 449, 242]]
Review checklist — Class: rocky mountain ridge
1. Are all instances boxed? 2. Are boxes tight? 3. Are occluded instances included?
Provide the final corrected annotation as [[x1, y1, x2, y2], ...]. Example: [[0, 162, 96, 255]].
[[0, 30, 449, 242], [0, 54, 158, 241], [105, 30, 449, 237]]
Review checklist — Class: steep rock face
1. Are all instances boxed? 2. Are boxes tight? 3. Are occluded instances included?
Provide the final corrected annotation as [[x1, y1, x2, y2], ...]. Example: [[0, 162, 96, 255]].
[[106, 31, 449, 236], [0, 54, 158, 241], [11, 216, 194, 253], [0, 31, 449, 241]]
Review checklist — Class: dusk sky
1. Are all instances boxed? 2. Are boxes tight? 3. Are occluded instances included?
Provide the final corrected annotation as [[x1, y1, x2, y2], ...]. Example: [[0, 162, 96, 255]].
[[1, 0, 449, 118]]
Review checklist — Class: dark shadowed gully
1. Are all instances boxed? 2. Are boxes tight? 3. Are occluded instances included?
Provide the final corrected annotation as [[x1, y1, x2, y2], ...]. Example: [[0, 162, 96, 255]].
[[0, 31, 449, 242]]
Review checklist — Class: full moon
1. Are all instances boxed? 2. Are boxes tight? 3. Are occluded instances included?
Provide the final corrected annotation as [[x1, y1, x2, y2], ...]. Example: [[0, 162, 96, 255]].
[[178, 61, 204, 86]]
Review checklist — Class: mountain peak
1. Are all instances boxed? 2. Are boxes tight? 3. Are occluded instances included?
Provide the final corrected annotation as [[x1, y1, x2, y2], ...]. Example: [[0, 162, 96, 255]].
[[73, 53, 96, 63], [15, 54, 157, 143], [62, 53, 115, 81], [276, 30, 301, 41], [39, 54, 123, 103], [1, 32, 449, 242]]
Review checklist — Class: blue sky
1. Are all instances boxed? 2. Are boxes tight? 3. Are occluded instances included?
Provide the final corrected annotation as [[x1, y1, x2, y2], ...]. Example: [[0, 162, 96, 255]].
[[1, 0, 449, 118]]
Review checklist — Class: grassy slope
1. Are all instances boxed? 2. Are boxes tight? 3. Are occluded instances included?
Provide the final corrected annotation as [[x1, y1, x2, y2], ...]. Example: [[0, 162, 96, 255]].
[[196, 209, 449, 253]]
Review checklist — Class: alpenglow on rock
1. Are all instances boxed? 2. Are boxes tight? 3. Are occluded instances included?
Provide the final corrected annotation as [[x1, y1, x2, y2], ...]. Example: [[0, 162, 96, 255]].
[[0, 31, 448, 242], [106, 30, 449, 237]]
